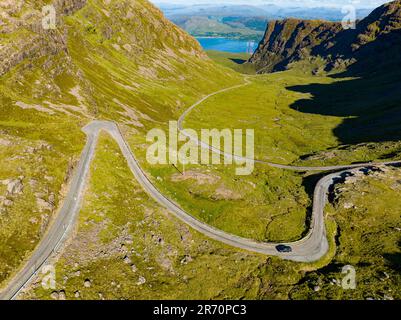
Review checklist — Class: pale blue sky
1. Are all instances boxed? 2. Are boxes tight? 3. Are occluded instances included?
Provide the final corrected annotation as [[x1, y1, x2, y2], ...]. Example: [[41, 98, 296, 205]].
[[152, 0, 389, 8]]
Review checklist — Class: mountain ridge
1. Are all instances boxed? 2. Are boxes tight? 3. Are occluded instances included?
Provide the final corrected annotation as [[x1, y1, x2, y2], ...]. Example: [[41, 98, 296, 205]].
[[1, 0, 240, 125], [0, 0, 242, 289], [249, 0, 401, 74]]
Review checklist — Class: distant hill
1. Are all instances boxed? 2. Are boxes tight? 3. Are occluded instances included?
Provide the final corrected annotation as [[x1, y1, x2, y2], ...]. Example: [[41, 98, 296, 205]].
[[169, 15, 267, 40], [258, 5, 372, 21], [249, 0, 401, 74], [159, 4, 270, 18], [156, 2, 373, 40]]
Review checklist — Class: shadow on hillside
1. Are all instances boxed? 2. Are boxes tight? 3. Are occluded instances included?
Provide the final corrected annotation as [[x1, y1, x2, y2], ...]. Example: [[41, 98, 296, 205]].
[[384, 239, 401, 274], [229, 58, 247, 65], [287, 68, 401, 145]]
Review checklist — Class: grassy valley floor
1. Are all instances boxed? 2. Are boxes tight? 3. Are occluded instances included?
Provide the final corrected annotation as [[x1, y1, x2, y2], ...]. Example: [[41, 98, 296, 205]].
[[22, 134, 401, 300], [1, 0, 400, 299], [183, 69, 401, 167], [129, 61, 401, 243]]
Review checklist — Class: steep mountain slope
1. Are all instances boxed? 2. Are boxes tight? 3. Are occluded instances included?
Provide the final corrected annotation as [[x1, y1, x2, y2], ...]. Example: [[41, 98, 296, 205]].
[[0, 0, 241, 287], [1, 0, 241, 124], [322, 0, 401, 72], [249, 19, 342, 72], [250, 0, 401, 74]]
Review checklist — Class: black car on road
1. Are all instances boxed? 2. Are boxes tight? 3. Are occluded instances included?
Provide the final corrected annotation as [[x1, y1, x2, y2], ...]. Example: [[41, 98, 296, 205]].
[[275, 245, 293, 253]]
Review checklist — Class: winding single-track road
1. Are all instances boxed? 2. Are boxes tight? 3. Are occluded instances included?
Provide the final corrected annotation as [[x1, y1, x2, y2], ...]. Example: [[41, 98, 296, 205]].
[[1, 81, 400, 300], [177, 79, 400, 171]]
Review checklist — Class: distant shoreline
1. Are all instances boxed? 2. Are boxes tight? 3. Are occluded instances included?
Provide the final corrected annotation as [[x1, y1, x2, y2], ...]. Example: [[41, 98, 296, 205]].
[[194, 36, 260, 41], [195, 37, 258, 54], [195, 36, 226, 39]]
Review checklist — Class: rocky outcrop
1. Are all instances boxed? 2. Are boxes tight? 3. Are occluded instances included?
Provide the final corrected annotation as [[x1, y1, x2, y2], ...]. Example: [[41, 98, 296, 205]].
[[36, 197, 55, 212], [0, 178, 23, 214], [1, 178, 24, 195], [0, 0, 89, 76], [0, 0, 86, 76], [250, 0, 401, 74], [249, 19, 342, 73], [54, 0, 87, 15], [0, 0, 206, 77], [322, 0, 401, 73], [0, 32, 66, 76], [0, 196, 13, 208]]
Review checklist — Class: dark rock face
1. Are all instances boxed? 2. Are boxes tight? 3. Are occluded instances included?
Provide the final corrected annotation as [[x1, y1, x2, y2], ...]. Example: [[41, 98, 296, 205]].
[[250, 0, 401, 74], [0, 0, 86, 76], [54, 0, 87, 15], [0, 0, 207, 77], [249, 19, 342, 73]]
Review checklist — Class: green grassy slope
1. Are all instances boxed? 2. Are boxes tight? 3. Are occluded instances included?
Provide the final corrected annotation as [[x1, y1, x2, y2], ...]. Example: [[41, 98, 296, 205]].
[[291, 166, 401, 300], [1, 0, 400, 300], [21, 134, 288, 300], [184, 72, 341, 164], [0, 0, 241, 289], [23, 135, 401, 300], [206, 50, 257, 74], [183, 67, 401, 167], [161, 60, 401, 245], [249, 1, 401, 74]]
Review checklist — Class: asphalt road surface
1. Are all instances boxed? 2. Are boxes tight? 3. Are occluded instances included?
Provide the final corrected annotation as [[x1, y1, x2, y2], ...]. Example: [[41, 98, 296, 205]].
[[1, 81, 400, 299]]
